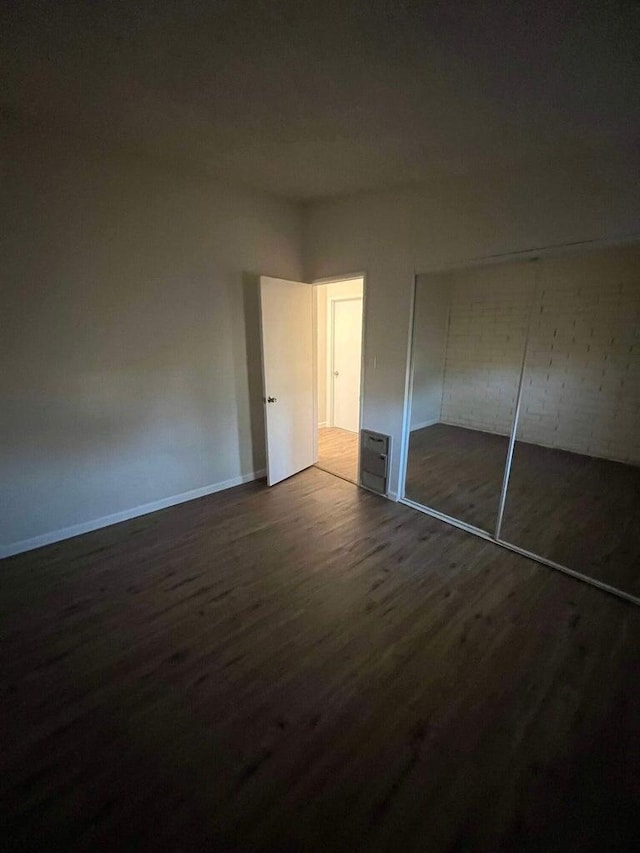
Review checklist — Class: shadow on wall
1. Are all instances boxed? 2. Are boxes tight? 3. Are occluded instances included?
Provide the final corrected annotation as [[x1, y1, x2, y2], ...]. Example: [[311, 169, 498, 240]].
[[239, 272, 266, 476]]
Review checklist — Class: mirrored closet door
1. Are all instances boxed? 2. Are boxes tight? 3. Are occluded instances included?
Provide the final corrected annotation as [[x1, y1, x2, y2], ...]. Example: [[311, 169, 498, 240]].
[[403, 243, 640, 603], [405, 260, 535, 534], [499, 246, 640, 599]]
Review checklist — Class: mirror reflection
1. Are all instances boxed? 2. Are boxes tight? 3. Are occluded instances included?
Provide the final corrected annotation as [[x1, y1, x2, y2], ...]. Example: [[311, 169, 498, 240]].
[[500, 246, 640, 598], [405, 262, 534, 532]]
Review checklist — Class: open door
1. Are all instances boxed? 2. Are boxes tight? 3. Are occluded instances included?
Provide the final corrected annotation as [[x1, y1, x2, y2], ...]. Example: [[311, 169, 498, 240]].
[[259, 276, 316, 486]]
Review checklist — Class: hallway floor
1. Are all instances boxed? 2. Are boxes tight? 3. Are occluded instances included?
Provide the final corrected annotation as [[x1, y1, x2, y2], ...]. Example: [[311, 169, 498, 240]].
[[316, 426, 359, 483]]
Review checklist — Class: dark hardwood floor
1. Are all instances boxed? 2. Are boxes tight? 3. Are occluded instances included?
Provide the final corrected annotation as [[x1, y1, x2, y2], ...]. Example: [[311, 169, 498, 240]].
[[1, 467, 639, 852], [315, 426, 359, 483], [406, 423, 640, 599]]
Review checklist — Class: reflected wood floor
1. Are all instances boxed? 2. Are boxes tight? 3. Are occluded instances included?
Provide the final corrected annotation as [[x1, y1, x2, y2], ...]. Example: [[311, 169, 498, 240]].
[[406, 423, 510, 531], [2, 467, 639, 852], [406, 423, 640, 598], [315, 425, 359, 483], [503, 440, 640, 597]]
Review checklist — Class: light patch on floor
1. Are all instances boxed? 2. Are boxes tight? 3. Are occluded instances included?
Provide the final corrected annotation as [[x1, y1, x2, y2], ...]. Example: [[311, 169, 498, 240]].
[[316, 427, 359, 484]]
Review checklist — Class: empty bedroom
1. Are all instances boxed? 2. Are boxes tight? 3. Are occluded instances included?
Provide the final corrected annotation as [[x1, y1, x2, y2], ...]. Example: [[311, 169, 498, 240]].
[[2, 1, 639, 851]]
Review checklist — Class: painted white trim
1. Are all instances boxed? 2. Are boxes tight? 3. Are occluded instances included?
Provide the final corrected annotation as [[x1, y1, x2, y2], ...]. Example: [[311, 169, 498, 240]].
[[397, 270, 418, 501], [327, 295, 334, 426], [312, 271, 367, 285], [494, 262, 538, 540], [312, 284, 319, 464], [358, 274, 367, 488], [318, 420, 328, 428], [410, 418, 439, 431], [0, 469, 266, 559]]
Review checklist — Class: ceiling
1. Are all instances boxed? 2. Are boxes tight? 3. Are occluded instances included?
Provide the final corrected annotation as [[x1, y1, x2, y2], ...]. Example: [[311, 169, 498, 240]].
[[3, 0, 639, 200]]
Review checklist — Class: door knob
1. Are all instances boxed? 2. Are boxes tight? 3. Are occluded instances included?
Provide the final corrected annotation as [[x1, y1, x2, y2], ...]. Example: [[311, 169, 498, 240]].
[[267, 396, 277, 403], [333, 371, 339, 377]]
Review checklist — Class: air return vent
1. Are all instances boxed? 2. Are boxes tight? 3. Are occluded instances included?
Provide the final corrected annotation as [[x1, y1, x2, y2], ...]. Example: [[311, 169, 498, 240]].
[[359, 430, 390, 496]]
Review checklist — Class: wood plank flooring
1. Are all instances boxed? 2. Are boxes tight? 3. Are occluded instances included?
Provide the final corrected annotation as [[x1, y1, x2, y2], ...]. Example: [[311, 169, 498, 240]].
[[315, 426, 359, 483], [1, 467, 639, 852], [406, 423, 640, 598]]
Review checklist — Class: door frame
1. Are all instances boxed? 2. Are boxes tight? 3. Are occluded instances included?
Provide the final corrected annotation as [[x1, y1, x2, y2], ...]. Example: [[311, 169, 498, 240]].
[[313, 273, 367, 485]]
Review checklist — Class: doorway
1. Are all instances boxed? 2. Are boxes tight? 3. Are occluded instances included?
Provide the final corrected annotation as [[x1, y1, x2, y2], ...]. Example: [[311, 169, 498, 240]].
[[313, 277, 364, 484]]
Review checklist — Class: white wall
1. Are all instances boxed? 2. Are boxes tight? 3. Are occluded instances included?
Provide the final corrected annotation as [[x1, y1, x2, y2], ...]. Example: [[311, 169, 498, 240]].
[[1, 119, 303, 551], [303, 160, 640, 496], [411, 273, 450, 429]]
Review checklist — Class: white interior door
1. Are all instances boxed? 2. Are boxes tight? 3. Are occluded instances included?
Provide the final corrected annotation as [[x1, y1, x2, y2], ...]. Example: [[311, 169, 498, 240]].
[[331, 297, 363, 432], [259, 276, 316, 486]]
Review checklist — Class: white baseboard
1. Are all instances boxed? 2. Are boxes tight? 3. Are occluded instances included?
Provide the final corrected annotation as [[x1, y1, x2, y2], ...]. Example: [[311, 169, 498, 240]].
[[318, 421, 328, 428], [0, 469, 266, 559], [410, 418, 439, 431]]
